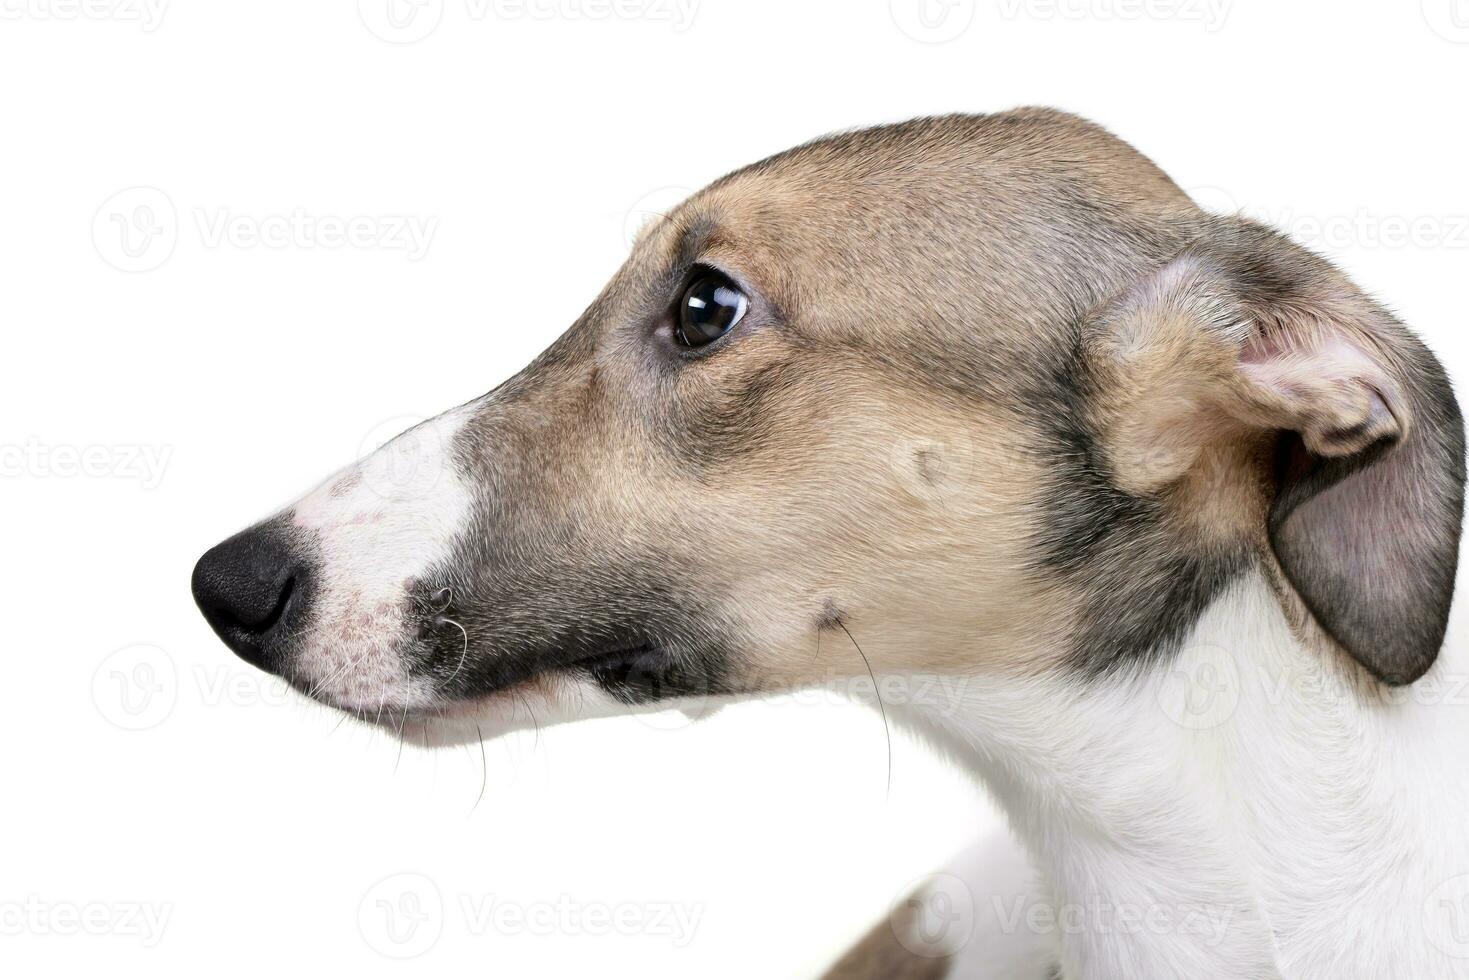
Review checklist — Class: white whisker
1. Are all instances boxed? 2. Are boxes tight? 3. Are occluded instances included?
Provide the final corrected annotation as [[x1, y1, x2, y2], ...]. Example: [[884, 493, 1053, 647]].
[[441, 616, 470, 684]]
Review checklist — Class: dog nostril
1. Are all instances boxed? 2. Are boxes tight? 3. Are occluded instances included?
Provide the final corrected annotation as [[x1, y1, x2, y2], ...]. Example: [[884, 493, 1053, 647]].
[[217, 575, 294, 633], [191, 520, 311, 675]]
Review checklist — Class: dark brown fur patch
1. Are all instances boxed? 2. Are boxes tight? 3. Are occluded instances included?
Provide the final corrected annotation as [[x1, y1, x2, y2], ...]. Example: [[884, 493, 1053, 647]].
[[819, 889, 954, 980]]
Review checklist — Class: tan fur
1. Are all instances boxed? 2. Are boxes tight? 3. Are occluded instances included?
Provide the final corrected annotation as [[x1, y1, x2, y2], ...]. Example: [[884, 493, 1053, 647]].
[[820, 889, 954, 980], [408, 110, 1459, 976], [195, 107, 1464, 976], [542, 110, 1209, 691], [408, 106, 1457, 711]]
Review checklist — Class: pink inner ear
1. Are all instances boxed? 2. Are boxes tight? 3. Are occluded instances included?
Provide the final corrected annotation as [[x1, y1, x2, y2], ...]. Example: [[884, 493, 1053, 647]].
[[1235, 334, 1406, 458], [1259, 304, 1462, 687]]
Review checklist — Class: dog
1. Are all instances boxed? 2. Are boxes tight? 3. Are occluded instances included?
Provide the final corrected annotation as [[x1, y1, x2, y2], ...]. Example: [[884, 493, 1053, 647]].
[[192, 108, 1467, 979]]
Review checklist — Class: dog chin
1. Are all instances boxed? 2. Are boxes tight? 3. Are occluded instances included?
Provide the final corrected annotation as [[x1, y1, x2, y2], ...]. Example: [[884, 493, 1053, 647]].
[[363, 676, 732, 749], [348, 673, 614, 748]]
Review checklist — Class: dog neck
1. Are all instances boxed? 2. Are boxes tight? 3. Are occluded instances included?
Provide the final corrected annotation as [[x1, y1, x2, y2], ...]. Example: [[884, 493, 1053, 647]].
[[902, 568, 1469, 979]]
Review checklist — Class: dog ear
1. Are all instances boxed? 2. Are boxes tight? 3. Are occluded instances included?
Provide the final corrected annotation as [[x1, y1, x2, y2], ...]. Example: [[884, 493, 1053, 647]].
[[1086, 225, 1465, 685]]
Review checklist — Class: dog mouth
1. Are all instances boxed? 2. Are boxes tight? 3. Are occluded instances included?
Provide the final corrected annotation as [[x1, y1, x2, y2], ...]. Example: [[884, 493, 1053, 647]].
[[414, 630, 684, 707], [566, 642, 670, 700], [303, 585, 733, 721]]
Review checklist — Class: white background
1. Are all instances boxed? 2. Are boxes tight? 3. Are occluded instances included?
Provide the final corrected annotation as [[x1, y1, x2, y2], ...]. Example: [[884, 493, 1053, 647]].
[[2, 1, 1466, 977]]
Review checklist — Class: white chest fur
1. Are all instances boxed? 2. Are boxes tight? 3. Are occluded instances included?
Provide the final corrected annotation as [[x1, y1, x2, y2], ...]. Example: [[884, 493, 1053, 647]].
[[902, 572, 1469, 979]]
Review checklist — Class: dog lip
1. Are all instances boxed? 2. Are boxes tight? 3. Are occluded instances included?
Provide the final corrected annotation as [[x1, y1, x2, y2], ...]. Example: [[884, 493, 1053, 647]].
[[426, 637, 667, 704], [543, 640, 668, 691], [565, 641, 658, 669], [563, 642, 680, 699]]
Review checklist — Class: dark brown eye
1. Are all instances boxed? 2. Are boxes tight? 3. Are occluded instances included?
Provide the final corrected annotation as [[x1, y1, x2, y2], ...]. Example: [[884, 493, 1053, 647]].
[[676, 273, 748, 347]]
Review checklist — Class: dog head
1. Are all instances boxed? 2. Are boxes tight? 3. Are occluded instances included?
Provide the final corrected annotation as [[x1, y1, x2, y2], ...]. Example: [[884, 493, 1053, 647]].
[[192, 109, 1464, 741]]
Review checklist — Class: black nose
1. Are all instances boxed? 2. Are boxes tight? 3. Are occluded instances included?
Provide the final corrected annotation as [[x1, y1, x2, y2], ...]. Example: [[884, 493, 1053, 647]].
[[191, 520, 309, 674]]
